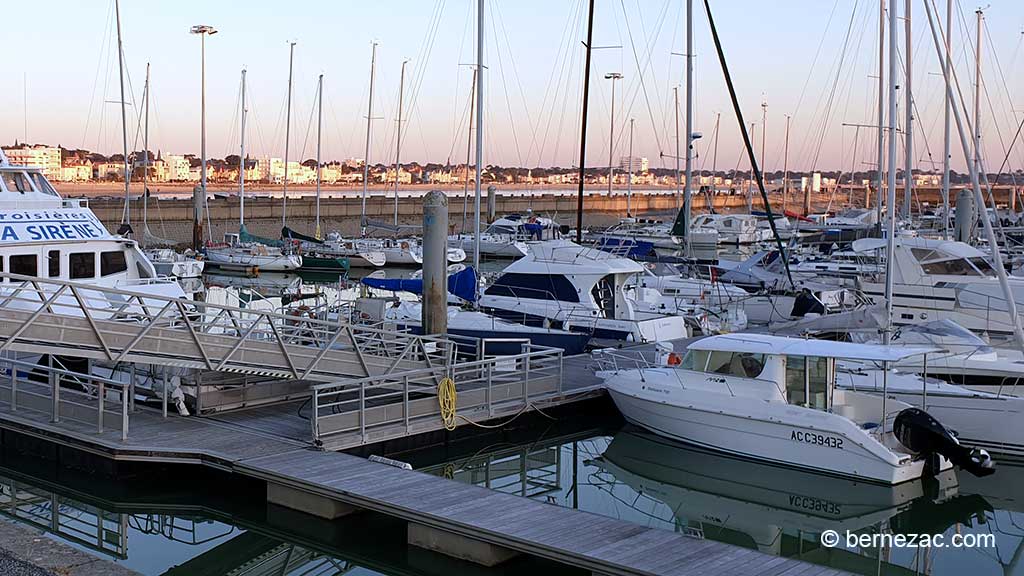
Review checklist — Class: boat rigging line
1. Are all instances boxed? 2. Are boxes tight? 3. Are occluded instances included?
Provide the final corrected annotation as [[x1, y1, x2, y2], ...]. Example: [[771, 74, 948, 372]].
[[700, 0, 794, 287]]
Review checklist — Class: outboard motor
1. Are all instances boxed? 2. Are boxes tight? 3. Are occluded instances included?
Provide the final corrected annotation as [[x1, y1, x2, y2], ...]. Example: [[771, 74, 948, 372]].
[[894, 408, 995, 477]]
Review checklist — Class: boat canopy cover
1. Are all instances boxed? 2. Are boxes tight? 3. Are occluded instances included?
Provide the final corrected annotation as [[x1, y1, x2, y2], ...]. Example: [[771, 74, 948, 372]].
[[689, 333, 941, 362], [361, 266, 478, 302], [239, 224, 284, 248], [282, 226, 322, 245]]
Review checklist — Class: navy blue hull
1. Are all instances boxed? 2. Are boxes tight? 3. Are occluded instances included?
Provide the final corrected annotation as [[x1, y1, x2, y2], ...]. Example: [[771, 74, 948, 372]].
[[398, 323, 590, 355]]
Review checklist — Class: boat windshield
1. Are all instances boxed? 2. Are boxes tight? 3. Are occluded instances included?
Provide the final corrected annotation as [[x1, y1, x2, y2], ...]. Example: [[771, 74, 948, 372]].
[[682, 349, 766, 379], [785, 355, 831, 410], [911, 247, 994, 277]]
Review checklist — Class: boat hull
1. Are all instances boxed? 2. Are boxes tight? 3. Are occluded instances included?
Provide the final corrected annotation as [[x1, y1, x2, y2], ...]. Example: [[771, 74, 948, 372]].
[[605, 376, 929, 485]]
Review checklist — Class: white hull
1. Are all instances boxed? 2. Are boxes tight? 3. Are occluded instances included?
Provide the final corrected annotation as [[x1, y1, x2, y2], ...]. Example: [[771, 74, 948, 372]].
[[604, 368, 934, 485], [450, 235, 528, 258], [205, 248, 302, 271]]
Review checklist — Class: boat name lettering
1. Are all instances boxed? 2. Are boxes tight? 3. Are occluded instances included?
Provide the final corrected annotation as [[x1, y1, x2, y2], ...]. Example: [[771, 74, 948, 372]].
[[790, 430, 844, 450], [0, 211, 105, 242], [705, 376, 727, 384], [788, 494, 841, 516]]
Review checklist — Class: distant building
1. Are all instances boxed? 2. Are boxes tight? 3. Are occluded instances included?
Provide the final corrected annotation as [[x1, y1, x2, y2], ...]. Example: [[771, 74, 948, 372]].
[[163, 155, 192, 181], [4, 145, 62, 178], [618, 156, 649, 173], [60, 160, 93, 182]]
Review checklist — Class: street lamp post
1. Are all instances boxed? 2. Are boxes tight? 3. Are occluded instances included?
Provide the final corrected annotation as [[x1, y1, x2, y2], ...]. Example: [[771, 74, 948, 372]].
[[605, 72, 623, 198], [190, 24, 217, 250]]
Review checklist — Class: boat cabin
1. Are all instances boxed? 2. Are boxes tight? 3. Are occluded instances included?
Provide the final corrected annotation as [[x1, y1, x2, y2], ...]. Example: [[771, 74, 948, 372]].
[[680, 334, 939, 412]]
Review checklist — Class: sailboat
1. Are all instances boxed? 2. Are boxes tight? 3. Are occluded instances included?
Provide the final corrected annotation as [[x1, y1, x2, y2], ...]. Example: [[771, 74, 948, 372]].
[[136, 64, 204, 281], [204, 68, 302, 273]]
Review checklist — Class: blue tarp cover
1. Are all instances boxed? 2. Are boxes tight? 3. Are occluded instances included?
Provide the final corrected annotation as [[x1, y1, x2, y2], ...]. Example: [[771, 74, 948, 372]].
[[361, 266, 478, 302]]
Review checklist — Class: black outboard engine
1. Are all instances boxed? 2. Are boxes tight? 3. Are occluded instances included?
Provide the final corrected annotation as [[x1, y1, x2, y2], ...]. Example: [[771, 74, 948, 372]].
[[894, 408, 996, 477]]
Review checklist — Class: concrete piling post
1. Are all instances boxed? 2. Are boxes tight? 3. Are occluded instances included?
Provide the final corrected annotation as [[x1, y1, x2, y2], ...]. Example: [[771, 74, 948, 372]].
[[486, 185, 497, 223], [422, 191, 448, 336]]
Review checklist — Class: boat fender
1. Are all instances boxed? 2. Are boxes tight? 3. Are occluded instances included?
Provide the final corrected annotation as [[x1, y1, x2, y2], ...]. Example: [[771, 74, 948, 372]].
[[893, 407, 995, 478]]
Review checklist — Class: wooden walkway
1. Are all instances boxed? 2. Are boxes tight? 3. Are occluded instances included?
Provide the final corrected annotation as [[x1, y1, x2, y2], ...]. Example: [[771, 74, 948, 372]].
[[0, 371, 845, 575]]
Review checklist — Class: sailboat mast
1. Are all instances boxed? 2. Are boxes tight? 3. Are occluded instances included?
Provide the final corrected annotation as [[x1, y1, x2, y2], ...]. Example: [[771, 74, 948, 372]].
[[923, 0, 1024, 354], [394, 60, 408, 228], [316, 74, 323, 238], [875, 0, 885, 228], [462, 68, 477, 234], [142, 63, 150, 243], [474, 0, 485, 269], [627, 118, 634, 217], [683, 0, 694, 245], [361, 42, 377, 235], [903, 0, 913, 219], [782, 114, 790, 212], [941, 0, 952, 239], [282, 41, 296, 229], [574, 0, 595, 244], [674, 87, 681, 210], [239, 69, 247, 228], [114, 0, 130, 227], [973, 9, 983, 181], [883, 0, 898, 346]]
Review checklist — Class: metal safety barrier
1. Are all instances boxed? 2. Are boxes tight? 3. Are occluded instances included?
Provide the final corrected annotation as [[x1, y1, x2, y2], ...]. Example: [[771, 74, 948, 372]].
[[0, 273, 456, 383], [310, 340, 563, 450]]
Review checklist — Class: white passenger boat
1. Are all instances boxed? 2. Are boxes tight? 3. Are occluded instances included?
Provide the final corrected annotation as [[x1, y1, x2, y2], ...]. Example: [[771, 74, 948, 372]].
[[595, 333, 995, 484], [0, 150, 186, 306], [205, 234, 302, 272], [381, 237, 423, 266], [479, 239, 689, 343]]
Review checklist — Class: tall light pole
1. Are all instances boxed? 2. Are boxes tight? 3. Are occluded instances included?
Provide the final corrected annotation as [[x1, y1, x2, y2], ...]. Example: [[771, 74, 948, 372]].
[[604, 72, 622, 198], [190, 24, 217, 250]]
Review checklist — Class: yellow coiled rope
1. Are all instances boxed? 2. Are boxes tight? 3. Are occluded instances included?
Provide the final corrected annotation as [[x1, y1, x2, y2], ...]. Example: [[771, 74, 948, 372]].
[[438, 377, 457, 431]]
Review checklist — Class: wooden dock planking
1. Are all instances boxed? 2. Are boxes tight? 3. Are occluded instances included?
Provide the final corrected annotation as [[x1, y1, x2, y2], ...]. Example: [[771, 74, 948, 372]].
[[0, 382, 847, 575]]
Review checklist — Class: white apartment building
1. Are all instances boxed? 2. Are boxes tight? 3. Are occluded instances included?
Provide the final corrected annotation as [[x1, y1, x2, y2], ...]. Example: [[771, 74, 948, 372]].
[[618, 156, 649, 173], [4, 145, 62, 178]]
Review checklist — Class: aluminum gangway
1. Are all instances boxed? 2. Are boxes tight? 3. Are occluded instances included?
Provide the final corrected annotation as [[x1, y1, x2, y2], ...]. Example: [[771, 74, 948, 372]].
[[0, 273, 454, 383]]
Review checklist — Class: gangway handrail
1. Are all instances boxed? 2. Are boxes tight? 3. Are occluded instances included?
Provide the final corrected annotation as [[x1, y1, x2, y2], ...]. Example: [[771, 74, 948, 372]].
[[0, 272, 458, 383]]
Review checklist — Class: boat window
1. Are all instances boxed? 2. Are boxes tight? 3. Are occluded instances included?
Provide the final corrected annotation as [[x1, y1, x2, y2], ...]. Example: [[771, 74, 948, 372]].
[[920, 258, 981, 276], [28, 173, 58, 196], [9, 254, 37, 276], [968, 257, 995, 276], [705, 351, 766, 379], [70, 252, 95, 279], [136, 261, 153, 279], [47, 250, 60, 277], [2, 171, 31, 193], [785, 355, 830, 409], [484, 273, 579, 302], [679, 349, 709, 371], [100, 251, 128, 276]]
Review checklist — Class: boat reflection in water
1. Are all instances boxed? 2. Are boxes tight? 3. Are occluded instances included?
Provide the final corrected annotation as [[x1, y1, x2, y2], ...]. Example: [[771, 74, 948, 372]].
[[589, 428, 993, 573]]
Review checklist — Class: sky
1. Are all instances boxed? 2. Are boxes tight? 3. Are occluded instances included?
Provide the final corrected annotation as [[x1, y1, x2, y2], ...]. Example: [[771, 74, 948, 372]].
[[3, 0, 1024, 174]]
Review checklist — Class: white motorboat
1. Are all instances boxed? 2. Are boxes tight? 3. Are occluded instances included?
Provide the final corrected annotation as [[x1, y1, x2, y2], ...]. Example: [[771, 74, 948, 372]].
[[449, 215, 550, 259], [595, 333, 995, 484], [852, 236, 1024, 339], [478, 239, 689, 343], [691, 213, 768, 245], [446, 246, 467, 263], [380, 237, 423, 266], [836, 358, 1024, 458], [318, 234, 387, 268], [145, 248, 205, 279], [205, 234, 302, 272]]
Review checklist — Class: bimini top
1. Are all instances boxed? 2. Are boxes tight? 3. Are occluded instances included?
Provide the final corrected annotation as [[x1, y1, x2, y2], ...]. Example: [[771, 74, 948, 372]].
[[507, 238, 644, 275], [689, 333, 941, 362]]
